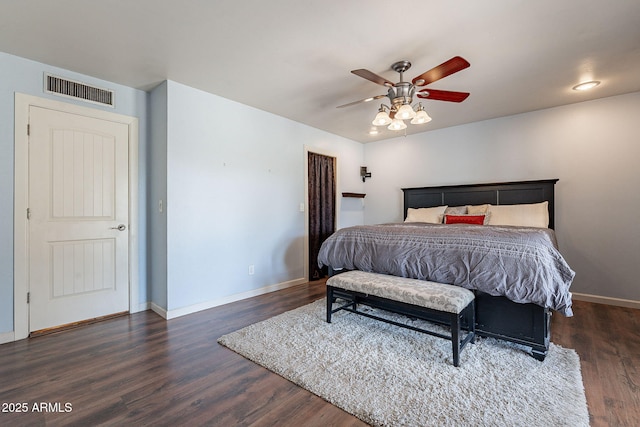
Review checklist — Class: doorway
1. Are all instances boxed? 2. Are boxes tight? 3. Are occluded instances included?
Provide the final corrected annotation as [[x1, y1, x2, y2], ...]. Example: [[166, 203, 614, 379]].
[[307, 151, 336, 281], [14, 94, 139, 340]]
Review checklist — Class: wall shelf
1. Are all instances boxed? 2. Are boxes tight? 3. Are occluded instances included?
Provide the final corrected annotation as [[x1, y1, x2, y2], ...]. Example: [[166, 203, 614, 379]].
[[342, 192, 366, 198]]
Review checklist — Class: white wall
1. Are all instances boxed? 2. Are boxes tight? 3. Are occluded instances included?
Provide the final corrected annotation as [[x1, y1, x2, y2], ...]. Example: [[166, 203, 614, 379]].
[[0, 52, 148, 336], [155, 81, 364, 314], [364, 91, 640, 302]]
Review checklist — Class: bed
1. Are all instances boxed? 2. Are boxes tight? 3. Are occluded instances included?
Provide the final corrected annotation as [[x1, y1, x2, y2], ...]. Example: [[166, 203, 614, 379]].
[[318, 179, 575, 360]]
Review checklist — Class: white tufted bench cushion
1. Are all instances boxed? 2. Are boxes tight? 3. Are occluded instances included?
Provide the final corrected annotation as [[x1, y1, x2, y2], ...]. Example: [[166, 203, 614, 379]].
[[327, 270, 475, 314]]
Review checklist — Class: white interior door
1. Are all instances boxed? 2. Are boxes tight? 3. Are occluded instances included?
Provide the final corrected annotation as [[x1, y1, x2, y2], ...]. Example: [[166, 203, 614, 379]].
[[28, 106, 130, 332]]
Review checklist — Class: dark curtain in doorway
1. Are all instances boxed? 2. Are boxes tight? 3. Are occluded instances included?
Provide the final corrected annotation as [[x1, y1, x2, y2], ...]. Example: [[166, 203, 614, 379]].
[[308, 152, 336, 280]]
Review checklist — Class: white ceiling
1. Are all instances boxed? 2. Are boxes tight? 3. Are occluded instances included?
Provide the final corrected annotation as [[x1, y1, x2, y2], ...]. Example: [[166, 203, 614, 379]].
[[2, 0, 639, 143]]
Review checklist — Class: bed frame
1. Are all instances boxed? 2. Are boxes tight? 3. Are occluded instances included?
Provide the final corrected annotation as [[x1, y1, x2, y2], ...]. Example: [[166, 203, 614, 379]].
[[402, 179, 559, 360]]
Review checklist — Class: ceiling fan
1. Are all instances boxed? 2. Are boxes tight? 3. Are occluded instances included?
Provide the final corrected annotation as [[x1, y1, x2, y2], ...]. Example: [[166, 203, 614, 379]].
[[337, 56, 470, 131]]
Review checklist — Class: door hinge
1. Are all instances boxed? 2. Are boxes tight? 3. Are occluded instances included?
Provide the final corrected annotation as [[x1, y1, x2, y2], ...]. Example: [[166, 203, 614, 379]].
[[27, 124, 30, 136], [27, 208, 31, 220], [27, 292, 30, 304]]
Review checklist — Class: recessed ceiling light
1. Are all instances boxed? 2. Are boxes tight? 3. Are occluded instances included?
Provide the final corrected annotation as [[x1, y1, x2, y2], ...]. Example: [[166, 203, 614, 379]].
[[572, 81, 600, 91]]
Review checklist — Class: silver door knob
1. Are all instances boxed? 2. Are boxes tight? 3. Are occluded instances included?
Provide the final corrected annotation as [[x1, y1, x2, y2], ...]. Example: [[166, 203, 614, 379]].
[[110, 224, 127, 231]]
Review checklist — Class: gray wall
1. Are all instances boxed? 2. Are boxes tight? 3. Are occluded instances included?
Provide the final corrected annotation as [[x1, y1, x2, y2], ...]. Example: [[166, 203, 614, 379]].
[[0, 52, 149, 335], [2, 49, 637, 337], [149, 82, 168, 310], [363, 91, 640, 302], [1, 50, 365, 334], [149, 80, 365, 315]]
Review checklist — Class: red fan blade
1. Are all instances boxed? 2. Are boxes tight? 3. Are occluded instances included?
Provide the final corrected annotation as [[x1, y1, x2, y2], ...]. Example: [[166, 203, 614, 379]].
[[336, 94, 387, 108], [351, 69, 395, 87], [411, 56, 470, 86], [417, 89, 470, 103]]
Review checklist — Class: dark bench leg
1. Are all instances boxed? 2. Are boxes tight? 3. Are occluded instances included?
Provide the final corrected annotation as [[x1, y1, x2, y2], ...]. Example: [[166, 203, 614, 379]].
[[453, 302, 476, 367], [326, 286, 334, 323], [452, 313, 460, 367], [470, 301, 476, 344]]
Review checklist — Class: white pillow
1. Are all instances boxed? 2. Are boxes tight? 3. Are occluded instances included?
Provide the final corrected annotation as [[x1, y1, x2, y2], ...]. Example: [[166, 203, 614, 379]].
[[487, 201, 549, 228], [405, 206, 447, 224], [444, 205, 467, 215], [467, 204, 490, 214]]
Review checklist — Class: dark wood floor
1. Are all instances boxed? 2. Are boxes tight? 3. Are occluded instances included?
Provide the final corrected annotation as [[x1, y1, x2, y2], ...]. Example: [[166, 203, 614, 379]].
[[0, 281, 638, 427]]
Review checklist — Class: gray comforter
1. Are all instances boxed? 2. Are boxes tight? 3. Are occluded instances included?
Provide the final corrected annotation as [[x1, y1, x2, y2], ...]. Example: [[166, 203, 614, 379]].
[[317, 223, 575, 316]]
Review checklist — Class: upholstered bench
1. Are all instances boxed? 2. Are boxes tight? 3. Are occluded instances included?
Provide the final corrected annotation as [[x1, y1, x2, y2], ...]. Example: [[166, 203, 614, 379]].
[[326, 270, 475, 367]]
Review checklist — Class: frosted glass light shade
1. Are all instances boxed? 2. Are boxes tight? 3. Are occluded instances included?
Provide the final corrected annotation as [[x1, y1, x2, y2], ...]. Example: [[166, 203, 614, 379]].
[[411, 109, 432, 124], [387, 118, 407, 131], [372, 110, 392, 126], [395, 104, 416, 120]]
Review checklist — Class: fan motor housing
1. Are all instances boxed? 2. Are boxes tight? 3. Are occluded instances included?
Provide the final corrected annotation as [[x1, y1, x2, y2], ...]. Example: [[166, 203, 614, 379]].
[[388, 82, 415, 109]]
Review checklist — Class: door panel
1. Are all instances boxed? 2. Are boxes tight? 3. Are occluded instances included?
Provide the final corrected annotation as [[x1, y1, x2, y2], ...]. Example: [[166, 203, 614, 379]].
[[50, 239, 115, 296], [28, 106, 129, 332]]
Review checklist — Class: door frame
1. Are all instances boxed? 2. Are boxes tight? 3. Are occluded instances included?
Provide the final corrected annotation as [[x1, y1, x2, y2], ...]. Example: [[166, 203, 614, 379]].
[[303, 146, 340, 281], [13, 93, 139, 341]]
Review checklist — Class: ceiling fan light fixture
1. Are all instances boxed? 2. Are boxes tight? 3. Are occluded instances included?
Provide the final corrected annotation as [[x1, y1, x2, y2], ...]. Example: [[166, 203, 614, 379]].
[[340, 57, 471, 134], [372, 106, 392, 126], [388, 118, 407, 131], [395, 104, 416, 120], [411, 108, 432, 124]]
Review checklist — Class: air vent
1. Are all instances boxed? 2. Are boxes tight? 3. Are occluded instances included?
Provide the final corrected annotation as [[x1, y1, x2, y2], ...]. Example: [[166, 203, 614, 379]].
[[45, 74, 115, 107]]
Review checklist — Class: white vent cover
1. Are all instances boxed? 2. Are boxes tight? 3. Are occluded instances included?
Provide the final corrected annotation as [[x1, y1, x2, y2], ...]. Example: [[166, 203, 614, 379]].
[[44, 74, 115, 107]]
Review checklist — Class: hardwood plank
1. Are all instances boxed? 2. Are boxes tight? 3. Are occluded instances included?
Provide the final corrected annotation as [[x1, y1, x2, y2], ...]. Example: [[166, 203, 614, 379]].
[[551, 300, 640, 427], [0, 282, 638, 426]]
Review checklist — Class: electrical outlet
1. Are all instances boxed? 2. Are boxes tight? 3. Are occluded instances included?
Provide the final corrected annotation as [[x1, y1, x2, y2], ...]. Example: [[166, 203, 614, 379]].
[[248, 265, 255, 275]]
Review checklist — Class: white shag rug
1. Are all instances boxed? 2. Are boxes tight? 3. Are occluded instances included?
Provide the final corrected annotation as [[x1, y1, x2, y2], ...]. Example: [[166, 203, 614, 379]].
[[218, 299, 589, 427]]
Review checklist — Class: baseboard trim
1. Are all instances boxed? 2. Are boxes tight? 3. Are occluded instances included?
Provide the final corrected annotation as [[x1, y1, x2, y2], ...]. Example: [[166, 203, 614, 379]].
[[153, 277, 308, 320], [572, 292, 640, 309], [0, 330, 15, 345], [150, 302, 168, 319], [133, 302, 151, 313]]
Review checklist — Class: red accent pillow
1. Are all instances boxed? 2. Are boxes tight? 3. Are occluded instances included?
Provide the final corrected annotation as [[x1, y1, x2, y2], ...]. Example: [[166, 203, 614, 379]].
[[444, 214, 486, 225]]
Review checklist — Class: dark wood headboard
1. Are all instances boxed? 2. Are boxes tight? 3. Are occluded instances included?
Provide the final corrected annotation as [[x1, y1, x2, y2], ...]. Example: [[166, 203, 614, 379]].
[[402, 179, 559, 229]]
